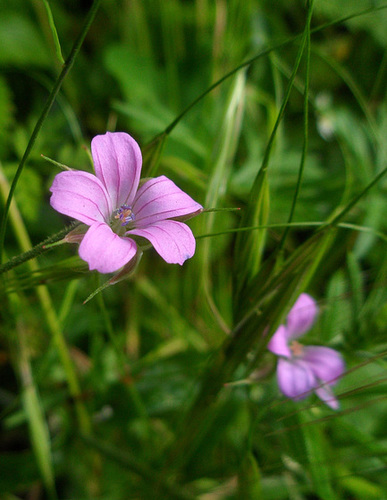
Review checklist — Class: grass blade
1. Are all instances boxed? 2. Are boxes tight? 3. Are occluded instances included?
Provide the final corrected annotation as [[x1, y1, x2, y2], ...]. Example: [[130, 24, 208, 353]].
[[0, 0, 103, 264], [42, 0, 65, 64]]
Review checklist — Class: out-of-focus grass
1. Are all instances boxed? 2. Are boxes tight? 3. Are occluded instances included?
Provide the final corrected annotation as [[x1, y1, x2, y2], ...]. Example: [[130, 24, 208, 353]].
[[0, 0, 386, 498]]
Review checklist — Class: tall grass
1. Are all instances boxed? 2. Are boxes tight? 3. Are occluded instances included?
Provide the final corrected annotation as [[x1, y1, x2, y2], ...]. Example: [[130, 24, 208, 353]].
[[0, 0, 386, 498]]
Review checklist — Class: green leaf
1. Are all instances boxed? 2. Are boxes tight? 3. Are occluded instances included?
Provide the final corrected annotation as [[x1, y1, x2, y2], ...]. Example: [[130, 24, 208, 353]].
[[321, 268, 351, 343], [233, 168, 269, 301], [314, 0, 387, 45], [298, 411, 338, 500], [340, 476, 384, 499], [3, 163, 42, 224], [233, 3, 314, 303], [142, 132, 167, 177], [42, 0, 65, 64], [22, 384, 57, 499], [237, 452, 263, 499]]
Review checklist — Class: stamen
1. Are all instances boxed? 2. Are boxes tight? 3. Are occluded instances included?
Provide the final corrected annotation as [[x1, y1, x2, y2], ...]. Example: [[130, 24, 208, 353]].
[[114, 205, 135, 226], [290, 340, 304, 357]]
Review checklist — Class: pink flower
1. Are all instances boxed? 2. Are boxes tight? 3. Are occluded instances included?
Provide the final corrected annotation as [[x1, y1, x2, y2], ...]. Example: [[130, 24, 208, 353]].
[[50, 132, 202, 273], [268, 294, 345, 409]]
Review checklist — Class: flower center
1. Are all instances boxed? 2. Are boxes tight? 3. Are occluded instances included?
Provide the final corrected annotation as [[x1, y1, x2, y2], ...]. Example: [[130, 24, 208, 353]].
[[114, 205, 135, 225], [110, 205, 135, 235], [290, 340, 304, 358]]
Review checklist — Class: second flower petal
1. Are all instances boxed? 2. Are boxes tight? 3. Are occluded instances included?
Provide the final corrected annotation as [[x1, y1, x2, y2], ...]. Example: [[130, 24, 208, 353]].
[[286, 293, 318, 339], [315, 385, 340, 410], [267, 325, 292, 358], [277, 358, 316, 400], [303, 346, 345, 384]]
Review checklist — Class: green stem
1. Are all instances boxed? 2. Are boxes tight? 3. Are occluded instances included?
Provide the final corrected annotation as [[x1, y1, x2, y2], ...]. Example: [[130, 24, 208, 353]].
[[278, 0, 313, 251], [163, 4, 387, 137], [0, 0, 103, 264], [0, 222, 80, 276], [0, 167, 91, 434], [96, 277, 149, 420], [196, 221, 387, 241], [233, 0, 312, 297], [323, 166, 387, 229], [8, 290, 58, 500], [370, 45, 387, 102]]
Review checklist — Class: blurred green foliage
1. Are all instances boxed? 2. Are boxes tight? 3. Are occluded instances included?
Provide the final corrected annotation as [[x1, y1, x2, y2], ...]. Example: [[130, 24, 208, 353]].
[[0, 0, 386, 499]]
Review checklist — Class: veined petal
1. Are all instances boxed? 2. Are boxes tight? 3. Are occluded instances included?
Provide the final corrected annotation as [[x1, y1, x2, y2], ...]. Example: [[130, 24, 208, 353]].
[[91, 132, 142, 209], [286, 293, 318, 339], [315, 385, 340, 410], [303, 346, 345, 385], [79, 222, 137, 273], [267, 325, 291, 358], [132, 176, 202, 226], [50, 170, 111, 225], [127, 220, 196, 265], [277, 358, 316, 400]]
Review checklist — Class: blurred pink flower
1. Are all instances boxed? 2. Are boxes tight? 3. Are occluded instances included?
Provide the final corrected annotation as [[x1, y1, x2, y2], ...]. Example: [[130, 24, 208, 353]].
[[50, 132, 202, 273], [268, 294, 345, 409]]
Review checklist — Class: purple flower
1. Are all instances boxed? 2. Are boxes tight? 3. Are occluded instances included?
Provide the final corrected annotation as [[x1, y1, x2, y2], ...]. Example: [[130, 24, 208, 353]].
[[268, 294, 345, 409], [50, 132, 202, 273]]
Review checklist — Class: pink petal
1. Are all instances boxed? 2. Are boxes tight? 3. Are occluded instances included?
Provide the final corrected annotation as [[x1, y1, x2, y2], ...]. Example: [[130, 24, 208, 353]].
[[267, 325, 291, 358], [315, 385, 340, 410], [79, 222, 137, 273], [50, 170, 112, 225], [286, 293, 318, 339], [277, 358, 316, 400], [132, 176, 202, 226], [91, 132, 142, 209], [127, 220, 196, 265], [303, 346, 345, 385]]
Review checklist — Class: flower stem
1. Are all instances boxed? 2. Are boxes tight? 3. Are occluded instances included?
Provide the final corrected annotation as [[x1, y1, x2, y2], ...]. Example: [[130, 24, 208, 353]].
[[0, 221, 80, 276]]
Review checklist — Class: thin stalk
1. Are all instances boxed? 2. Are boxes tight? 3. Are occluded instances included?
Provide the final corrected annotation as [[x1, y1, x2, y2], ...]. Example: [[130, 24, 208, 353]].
[[17, 315, 58, 500], [0, 0, 103, 264], [163, 4, 387, 137], [233, 0, 314, 297], [196, 221, 387, 242], [96, 278, 149, 420], [0, 222, 80, 276], [253, 0, 314, 186], [0, 167, 91, 434], [313, 46, 379, 143], [6, 275, 57, 499], [278, 0, 313, 251], [323, 165, 387, 230], [370, 46, 387, 102]]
